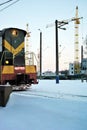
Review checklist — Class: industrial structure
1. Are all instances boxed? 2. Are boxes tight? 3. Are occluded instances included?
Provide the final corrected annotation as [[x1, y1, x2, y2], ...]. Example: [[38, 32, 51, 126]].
[[25, 24, 38, 66], [46, 6, 82, 77], [25, 24, 34, 65], [74, 6, 80, 74], [25, 23, 30, 65]]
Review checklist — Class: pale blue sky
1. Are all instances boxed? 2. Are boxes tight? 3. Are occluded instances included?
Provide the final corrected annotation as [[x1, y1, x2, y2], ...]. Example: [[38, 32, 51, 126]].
[[0, 0, 87, 71]]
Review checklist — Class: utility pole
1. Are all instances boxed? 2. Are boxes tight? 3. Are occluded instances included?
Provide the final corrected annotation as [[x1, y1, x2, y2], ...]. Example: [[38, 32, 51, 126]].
[[38, 29, 42, 79], [55, 20, 67, 83], [55, 20, 59, 83]]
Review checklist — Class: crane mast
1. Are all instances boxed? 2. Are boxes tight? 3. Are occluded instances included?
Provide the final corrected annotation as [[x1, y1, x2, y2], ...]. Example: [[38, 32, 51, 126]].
[[25, 23, 30, 65], [74, 6, 80, 74]]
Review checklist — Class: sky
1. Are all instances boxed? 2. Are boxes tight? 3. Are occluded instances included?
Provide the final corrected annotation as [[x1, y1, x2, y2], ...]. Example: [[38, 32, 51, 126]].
[[0, 0, 87, 72]]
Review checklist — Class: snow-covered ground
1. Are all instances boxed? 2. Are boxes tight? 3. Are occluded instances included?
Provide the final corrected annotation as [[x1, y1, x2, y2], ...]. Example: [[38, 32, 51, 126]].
[[0, 80, 87, 130]]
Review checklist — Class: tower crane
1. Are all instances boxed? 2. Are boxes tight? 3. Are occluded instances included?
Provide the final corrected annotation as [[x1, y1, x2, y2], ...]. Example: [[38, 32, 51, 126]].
[[25, 23, 30, 65], [74, 6, 81, 74], [25, 24, 34, 65], [46, 6, 83, 75]]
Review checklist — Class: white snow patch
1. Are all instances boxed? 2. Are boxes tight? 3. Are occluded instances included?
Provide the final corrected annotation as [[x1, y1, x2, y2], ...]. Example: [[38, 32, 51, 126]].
[[0, 80, 87, 130]]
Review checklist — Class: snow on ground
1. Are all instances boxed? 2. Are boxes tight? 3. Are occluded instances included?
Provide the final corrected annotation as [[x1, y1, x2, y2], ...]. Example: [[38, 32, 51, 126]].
[[23, 79, 87, 101], [0, 80, 87, 130]]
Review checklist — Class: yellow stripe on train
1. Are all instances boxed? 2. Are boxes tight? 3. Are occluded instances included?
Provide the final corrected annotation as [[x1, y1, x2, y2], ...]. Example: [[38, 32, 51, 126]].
[[2, 66, 14, 74], [4, 40, 24, 56], [25, 65, 36, 73], [2, 65, 37, 74]]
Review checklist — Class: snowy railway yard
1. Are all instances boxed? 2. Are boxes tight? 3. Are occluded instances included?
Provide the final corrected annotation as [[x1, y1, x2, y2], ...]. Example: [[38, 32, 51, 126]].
[[0, 80, 87, 130]]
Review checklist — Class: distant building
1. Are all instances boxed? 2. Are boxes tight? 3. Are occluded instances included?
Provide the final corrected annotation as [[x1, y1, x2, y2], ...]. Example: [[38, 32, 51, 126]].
[[69, 62, 82, 75], [81, 58, 87, 74], [42, 71, 55, 76]]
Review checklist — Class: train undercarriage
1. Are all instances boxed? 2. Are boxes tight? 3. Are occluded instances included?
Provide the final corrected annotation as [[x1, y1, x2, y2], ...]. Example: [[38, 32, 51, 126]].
[[0, 66, 38, 91]]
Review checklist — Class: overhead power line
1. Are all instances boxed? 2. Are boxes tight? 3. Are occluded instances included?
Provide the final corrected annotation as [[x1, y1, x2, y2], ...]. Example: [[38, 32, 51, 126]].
[[0, 0, 13, 6], [0, 0, 20, 12]]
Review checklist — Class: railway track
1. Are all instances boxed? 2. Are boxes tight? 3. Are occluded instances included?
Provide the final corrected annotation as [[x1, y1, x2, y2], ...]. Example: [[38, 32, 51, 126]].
[[12, 84, 31, 91], [13, 88, 87, 101]]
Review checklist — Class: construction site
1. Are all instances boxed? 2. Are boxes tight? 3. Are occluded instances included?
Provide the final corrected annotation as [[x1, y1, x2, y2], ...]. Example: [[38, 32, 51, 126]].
[[25, 6, 85, 80]]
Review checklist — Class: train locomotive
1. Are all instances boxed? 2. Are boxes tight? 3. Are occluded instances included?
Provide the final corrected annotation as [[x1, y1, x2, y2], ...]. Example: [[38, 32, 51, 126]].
[[0, 27, 38, 90]]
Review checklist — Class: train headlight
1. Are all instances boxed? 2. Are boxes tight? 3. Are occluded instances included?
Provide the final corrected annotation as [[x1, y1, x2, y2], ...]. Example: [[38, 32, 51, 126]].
[[11, 30, 18, 36], [5, 60, 9, 64]]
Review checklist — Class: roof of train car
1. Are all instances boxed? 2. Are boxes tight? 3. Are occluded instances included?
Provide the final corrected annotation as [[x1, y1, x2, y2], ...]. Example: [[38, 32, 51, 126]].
[[0, 27, 27, 36]]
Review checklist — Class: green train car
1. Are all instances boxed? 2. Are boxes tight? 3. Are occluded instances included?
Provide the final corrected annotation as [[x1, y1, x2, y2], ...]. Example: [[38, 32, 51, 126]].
[[0, 27, 38, 89]]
